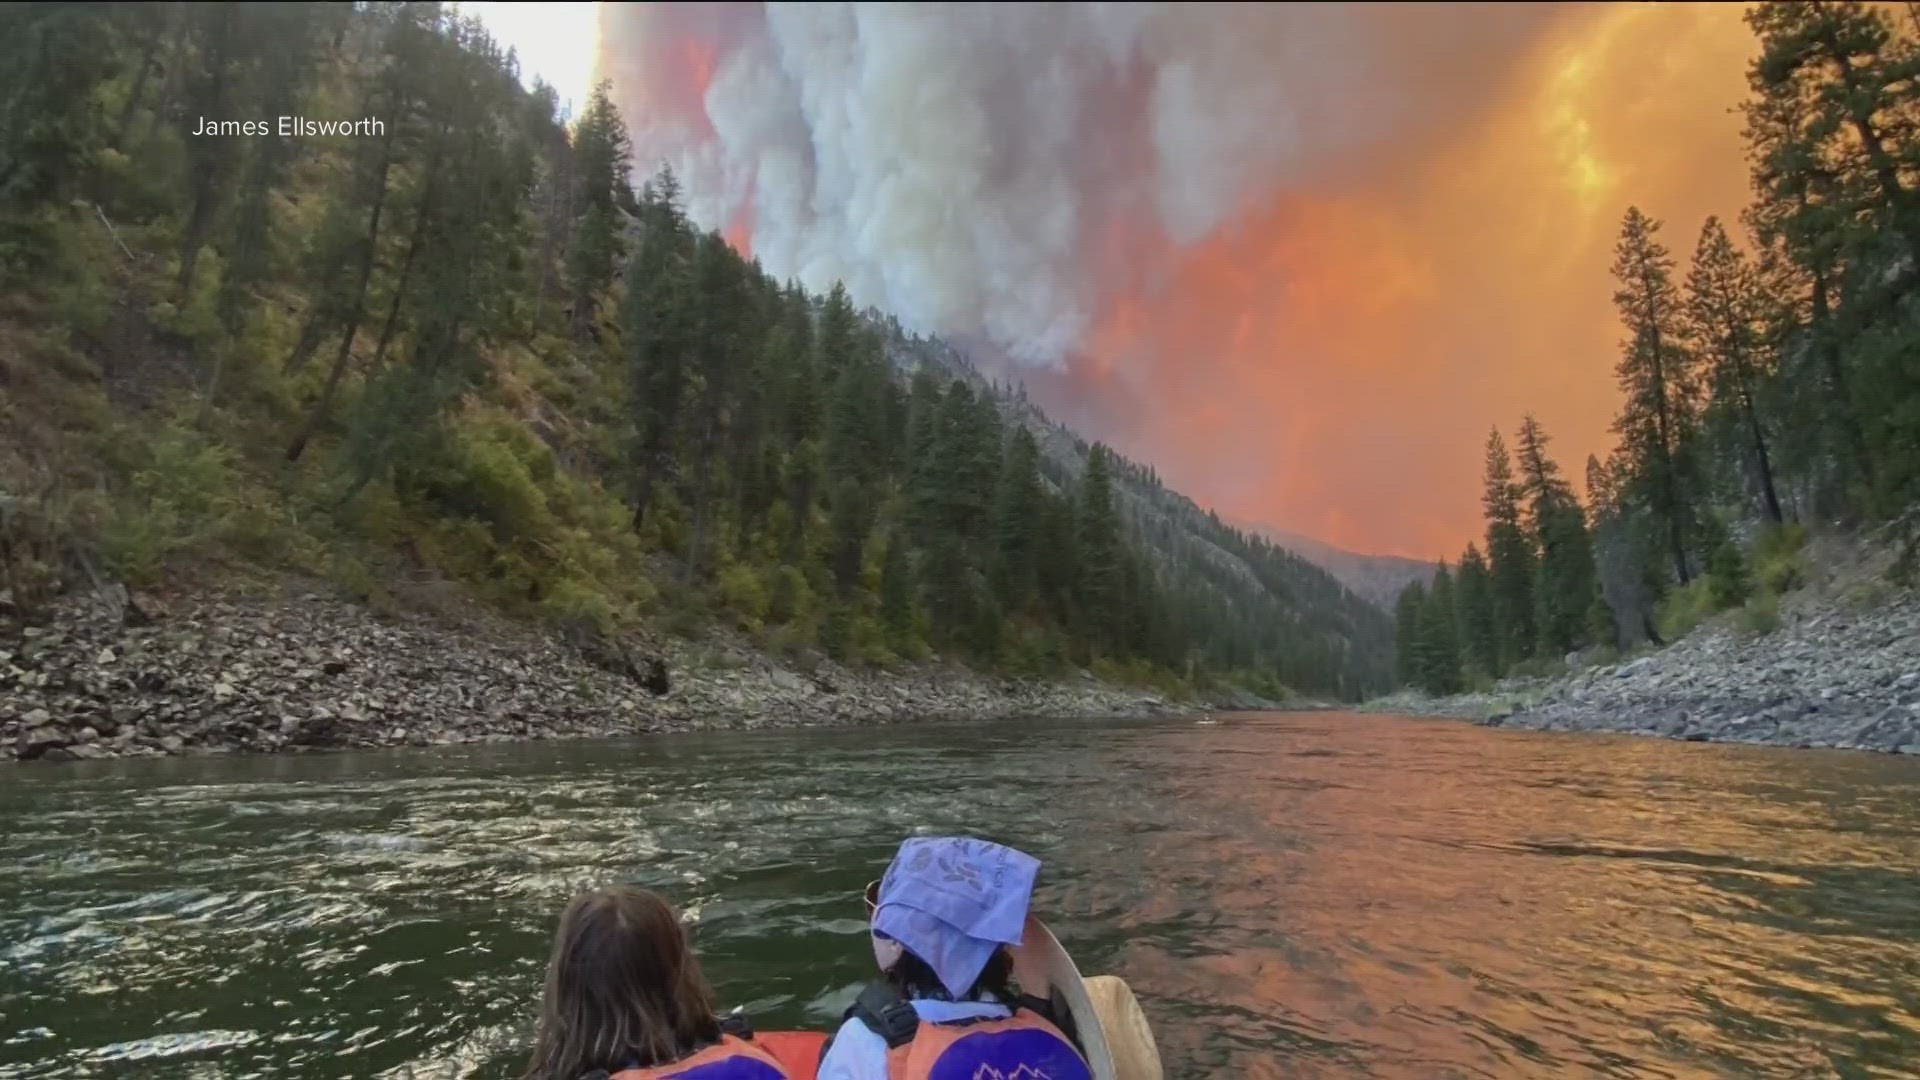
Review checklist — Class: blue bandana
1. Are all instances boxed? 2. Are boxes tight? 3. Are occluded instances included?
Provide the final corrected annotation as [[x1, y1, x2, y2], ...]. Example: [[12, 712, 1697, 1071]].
[[870, 837, 1041, 998]]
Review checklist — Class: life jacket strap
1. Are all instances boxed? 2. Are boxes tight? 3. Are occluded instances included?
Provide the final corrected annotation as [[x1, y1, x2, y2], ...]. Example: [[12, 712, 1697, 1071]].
[[720, 1012, 754, 1040], [1016, 989, 1084, 1055], [846, 982, 922, 1049]]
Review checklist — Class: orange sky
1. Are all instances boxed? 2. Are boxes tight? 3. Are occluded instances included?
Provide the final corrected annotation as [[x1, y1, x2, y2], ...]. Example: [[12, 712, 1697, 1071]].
[[1037, 4, 1761, 560], [599, 3, 1762, 562]]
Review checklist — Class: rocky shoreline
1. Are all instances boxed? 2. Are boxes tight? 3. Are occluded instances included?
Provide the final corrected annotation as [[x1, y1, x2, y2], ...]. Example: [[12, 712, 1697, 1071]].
[[1, 586, 1197, 763], [1365, 550, 1920, 755]]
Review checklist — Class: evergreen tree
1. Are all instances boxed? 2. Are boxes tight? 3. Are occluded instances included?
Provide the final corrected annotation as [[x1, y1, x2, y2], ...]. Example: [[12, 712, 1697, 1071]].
[[1454, 544, 1499, 676], [1075, 444, 1126, 654], [1394, 581, 1426, 686], [1609, 206, 1702, 585], [565, 80, 634, 344], [990, 425, 1044, 614], [1685, 216, 1784, 523], [284, 2, 424, 460], [1515, 416, 1599, 655], [1481, 428, 1536, 669], [1414, 563, 1464, 694], [0, 4, 119, 216], [623, 169, 696, 530], [878, 531, 916, 644]]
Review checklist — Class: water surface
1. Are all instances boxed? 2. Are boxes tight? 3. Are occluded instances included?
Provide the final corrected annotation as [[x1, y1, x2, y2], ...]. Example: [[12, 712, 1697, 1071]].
[[4, 713, 1919, 1078]]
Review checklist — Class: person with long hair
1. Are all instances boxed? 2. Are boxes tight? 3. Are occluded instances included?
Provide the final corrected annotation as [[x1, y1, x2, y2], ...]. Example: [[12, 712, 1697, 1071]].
[[524, 884, 794, 1080], [816, 837, 1093, 1080]]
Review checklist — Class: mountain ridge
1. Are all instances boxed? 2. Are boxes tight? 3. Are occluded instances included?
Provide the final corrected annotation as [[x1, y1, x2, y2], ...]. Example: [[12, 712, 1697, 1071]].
[[870, 317, 1397, 692], [1236, 524, 1440, 610]]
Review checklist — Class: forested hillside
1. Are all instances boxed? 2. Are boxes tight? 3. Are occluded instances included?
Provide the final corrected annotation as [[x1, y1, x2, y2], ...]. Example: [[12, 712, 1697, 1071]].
[[0, 2, 1391, 700], [1395, 0, 1920, 694]]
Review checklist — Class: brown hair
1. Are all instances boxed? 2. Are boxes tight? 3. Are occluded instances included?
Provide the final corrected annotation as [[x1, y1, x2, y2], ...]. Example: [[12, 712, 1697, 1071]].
[[886, 944, 1017, 1004], [524, 885, 722, 1080]]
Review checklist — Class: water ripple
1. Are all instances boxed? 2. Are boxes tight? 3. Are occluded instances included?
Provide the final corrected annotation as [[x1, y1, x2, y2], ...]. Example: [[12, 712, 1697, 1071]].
[[2, 714, 1919, 1078]]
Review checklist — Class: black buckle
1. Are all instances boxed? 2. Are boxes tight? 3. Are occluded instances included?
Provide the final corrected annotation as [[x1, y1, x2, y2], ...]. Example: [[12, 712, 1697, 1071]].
[[849, 982, 920, 1049]]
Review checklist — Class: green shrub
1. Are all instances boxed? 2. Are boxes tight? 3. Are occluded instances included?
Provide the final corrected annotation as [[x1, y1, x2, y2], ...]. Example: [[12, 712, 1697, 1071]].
[[1735, 593, 1781, 637], [323, 551, 383, 603], [1506, 656, 1571, 681], [411, 417, 556, 541], [1753, 523, 1809, 596], [1707, 539, 1753, 608], [539, 577, 619, 635], [98, 423, 240, 586], [717, 564, 770, 630], [767, 565, 812, 625], [819, 602, 856, 661], [766, 623, 819, 669], [1655, 578, 1716, 642]]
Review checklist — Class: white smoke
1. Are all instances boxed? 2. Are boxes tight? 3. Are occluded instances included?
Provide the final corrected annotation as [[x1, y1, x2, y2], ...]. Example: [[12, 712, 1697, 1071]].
[[598, 2, 1566, 369]]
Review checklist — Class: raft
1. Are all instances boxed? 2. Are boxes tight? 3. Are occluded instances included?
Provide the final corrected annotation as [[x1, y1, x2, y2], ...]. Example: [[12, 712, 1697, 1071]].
[[748, 917, 1164, 1080]]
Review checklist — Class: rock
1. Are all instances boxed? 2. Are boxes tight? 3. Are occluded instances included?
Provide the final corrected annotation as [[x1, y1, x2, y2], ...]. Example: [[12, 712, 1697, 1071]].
[[96, 648, 116, 665], [16, 725, 70, 759]]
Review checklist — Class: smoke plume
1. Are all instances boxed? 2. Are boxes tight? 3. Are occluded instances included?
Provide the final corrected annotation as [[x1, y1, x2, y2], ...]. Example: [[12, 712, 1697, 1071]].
[[598, 3, 1757, 558]]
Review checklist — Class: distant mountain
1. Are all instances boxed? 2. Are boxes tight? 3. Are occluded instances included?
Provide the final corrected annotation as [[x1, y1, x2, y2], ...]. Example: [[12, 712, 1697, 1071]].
[[1240, 525, 1437, 610], [871, 316, 1399, 694]]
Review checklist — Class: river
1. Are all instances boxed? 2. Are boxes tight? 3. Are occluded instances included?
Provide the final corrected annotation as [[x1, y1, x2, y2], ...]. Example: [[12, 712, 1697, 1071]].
[[3, 713, 1919, 1079]]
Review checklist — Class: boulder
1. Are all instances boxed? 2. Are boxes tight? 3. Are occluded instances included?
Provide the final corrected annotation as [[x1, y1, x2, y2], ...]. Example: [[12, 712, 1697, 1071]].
[[16, 725, 70, 760]]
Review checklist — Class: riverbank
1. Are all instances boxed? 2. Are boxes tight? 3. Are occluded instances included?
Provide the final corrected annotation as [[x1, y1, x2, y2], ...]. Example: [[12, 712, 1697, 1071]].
[[1, 582, 1200, 762], [1365, 539, 1920, 754]]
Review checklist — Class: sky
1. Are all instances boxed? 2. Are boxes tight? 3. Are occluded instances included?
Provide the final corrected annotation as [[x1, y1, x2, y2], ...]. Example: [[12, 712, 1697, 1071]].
[[473, 2, 1761, 561], [457, 2, 601, 121]]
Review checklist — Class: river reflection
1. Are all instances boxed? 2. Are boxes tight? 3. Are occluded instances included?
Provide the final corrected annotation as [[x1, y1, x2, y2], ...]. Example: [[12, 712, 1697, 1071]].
[[3, 714, 1918, 1078]]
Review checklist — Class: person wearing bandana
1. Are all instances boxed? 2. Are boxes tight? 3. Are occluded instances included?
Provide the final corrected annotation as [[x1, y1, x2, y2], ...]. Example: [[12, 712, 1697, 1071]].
[[817, 837, 1094, 1080]]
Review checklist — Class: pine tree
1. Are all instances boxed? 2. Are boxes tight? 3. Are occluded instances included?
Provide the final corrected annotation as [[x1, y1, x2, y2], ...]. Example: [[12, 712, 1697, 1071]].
[[1514, 416, 1598, 655], [1481, 428, 1536, 669], [1745, 2, 1920, 259], [1609, 206, 1702, 585], [285, 3, 423, 460], [1742, 91, 1874, 518], [0, 5, 119, 216], [1454, 544, 1499, 676], [565, 80, 634, 344], [1685, 216, 1784, 523], [623, 169, 696, 530], [1414, 563, 1464, 694], [1394, 581, 1426, 687], [1742, 1, 1920, 518], [1075, 444, 1126, 655], [990, 425, 1044, 614], [878, 530, 916, 643]]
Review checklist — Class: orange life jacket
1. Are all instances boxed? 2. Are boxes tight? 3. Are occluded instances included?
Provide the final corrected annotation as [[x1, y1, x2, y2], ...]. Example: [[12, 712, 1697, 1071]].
[[607, 1034, 791, 1080], [849, 986, 1094, 1080], [754, 1031, 828, 1080]]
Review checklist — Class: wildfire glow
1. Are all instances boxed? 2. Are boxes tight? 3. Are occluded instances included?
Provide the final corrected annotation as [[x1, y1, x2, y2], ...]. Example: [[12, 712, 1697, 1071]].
[[592, 3, 1759, 560]]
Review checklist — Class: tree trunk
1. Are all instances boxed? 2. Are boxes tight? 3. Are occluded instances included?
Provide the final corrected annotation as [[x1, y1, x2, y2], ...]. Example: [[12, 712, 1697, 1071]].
[[1736, 374, 1785, 524], [1830, 42, 1920, 256], [292, 133, 435, 463], [1638, 269, 1691, 584], [285, 146, 396, 462], [1809, 264, 1877, 503], [114, 42, 160, 147], [175, 177, 217, 296]]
